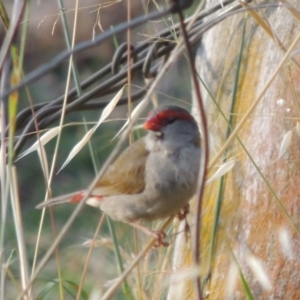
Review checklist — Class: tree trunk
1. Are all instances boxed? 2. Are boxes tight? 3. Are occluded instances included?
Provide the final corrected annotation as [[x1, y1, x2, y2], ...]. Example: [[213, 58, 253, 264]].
[[195, 1, 300, 299]]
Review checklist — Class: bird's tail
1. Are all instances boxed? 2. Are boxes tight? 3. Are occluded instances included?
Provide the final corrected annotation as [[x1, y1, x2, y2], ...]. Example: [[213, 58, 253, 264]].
[[36, 191, 85, 209]]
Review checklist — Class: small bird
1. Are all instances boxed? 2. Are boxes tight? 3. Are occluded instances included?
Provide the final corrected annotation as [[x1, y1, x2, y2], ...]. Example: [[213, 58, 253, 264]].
[[37, 105, 200, 246]]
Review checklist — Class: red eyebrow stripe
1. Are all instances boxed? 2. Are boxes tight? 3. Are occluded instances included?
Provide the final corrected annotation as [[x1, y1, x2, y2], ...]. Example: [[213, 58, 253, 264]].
[[144, 108, 196, 131], [156, 110, 194, 121]]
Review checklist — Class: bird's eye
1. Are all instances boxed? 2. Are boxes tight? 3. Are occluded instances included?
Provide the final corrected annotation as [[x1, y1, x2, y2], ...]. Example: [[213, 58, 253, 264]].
[[166, 117, 176, 125]]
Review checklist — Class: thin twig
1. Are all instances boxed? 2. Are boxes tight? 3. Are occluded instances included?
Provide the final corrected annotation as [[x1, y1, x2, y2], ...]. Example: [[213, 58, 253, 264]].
[[100, 217, 174, 300], [76, 214, 106, 300], [177, 4, 209, 300]]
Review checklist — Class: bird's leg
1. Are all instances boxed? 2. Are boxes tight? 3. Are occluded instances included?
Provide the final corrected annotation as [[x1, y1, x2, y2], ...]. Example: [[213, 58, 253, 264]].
[[177, 204, 191, 242], [128, 222, 170, 247], [184, 219, 191, 242], [177, 203, 190, 221]]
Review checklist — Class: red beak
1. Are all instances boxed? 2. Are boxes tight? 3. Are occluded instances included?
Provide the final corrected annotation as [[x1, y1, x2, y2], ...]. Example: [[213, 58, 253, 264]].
[[144, 117, 161, 131]]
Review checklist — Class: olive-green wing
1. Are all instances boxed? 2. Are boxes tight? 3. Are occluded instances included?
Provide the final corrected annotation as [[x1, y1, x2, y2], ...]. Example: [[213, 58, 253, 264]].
[[96, 137, 148, 195]]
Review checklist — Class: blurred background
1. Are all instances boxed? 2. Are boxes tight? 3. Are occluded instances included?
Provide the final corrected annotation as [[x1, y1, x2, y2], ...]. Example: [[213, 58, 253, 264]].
[[4, 1, 300, 299]]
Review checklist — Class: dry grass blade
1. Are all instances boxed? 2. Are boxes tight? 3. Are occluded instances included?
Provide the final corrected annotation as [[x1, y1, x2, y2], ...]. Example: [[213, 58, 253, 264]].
[[112, 97, 147, 140], [9, 167, 31, 299], [58, 86, 125, 171], [98, 85, 126, 124], [278, 227, 293, 259], [247, 255, 272, 291], [206, 160, 235, 184], [58, 127, 95, 172], [16, 127, 60, 161], [37, 145, 49, 183], [0, 1, 25, 69], [278, 130, 292, 158], [225, 263, 239, 299]]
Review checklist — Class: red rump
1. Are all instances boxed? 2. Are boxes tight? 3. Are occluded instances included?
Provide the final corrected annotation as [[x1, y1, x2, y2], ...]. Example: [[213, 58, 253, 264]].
[[70, 192, 103, 203], [70, 192, 85, 203]]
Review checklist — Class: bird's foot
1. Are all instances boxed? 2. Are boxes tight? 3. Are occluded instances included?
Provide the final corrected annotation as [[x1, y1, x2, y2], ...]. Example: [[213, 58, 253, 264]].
[[128, 222, 170, 247], [176, 204, 191, 242], [177, 204, 190, 221], [152, 230, 170, 247]]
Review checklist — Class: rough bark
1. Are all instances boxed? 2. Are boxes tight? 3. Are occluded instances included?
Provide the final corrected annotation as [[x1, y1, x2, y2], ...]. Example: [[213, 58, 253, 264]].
[[195, 1, 300, 299]]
